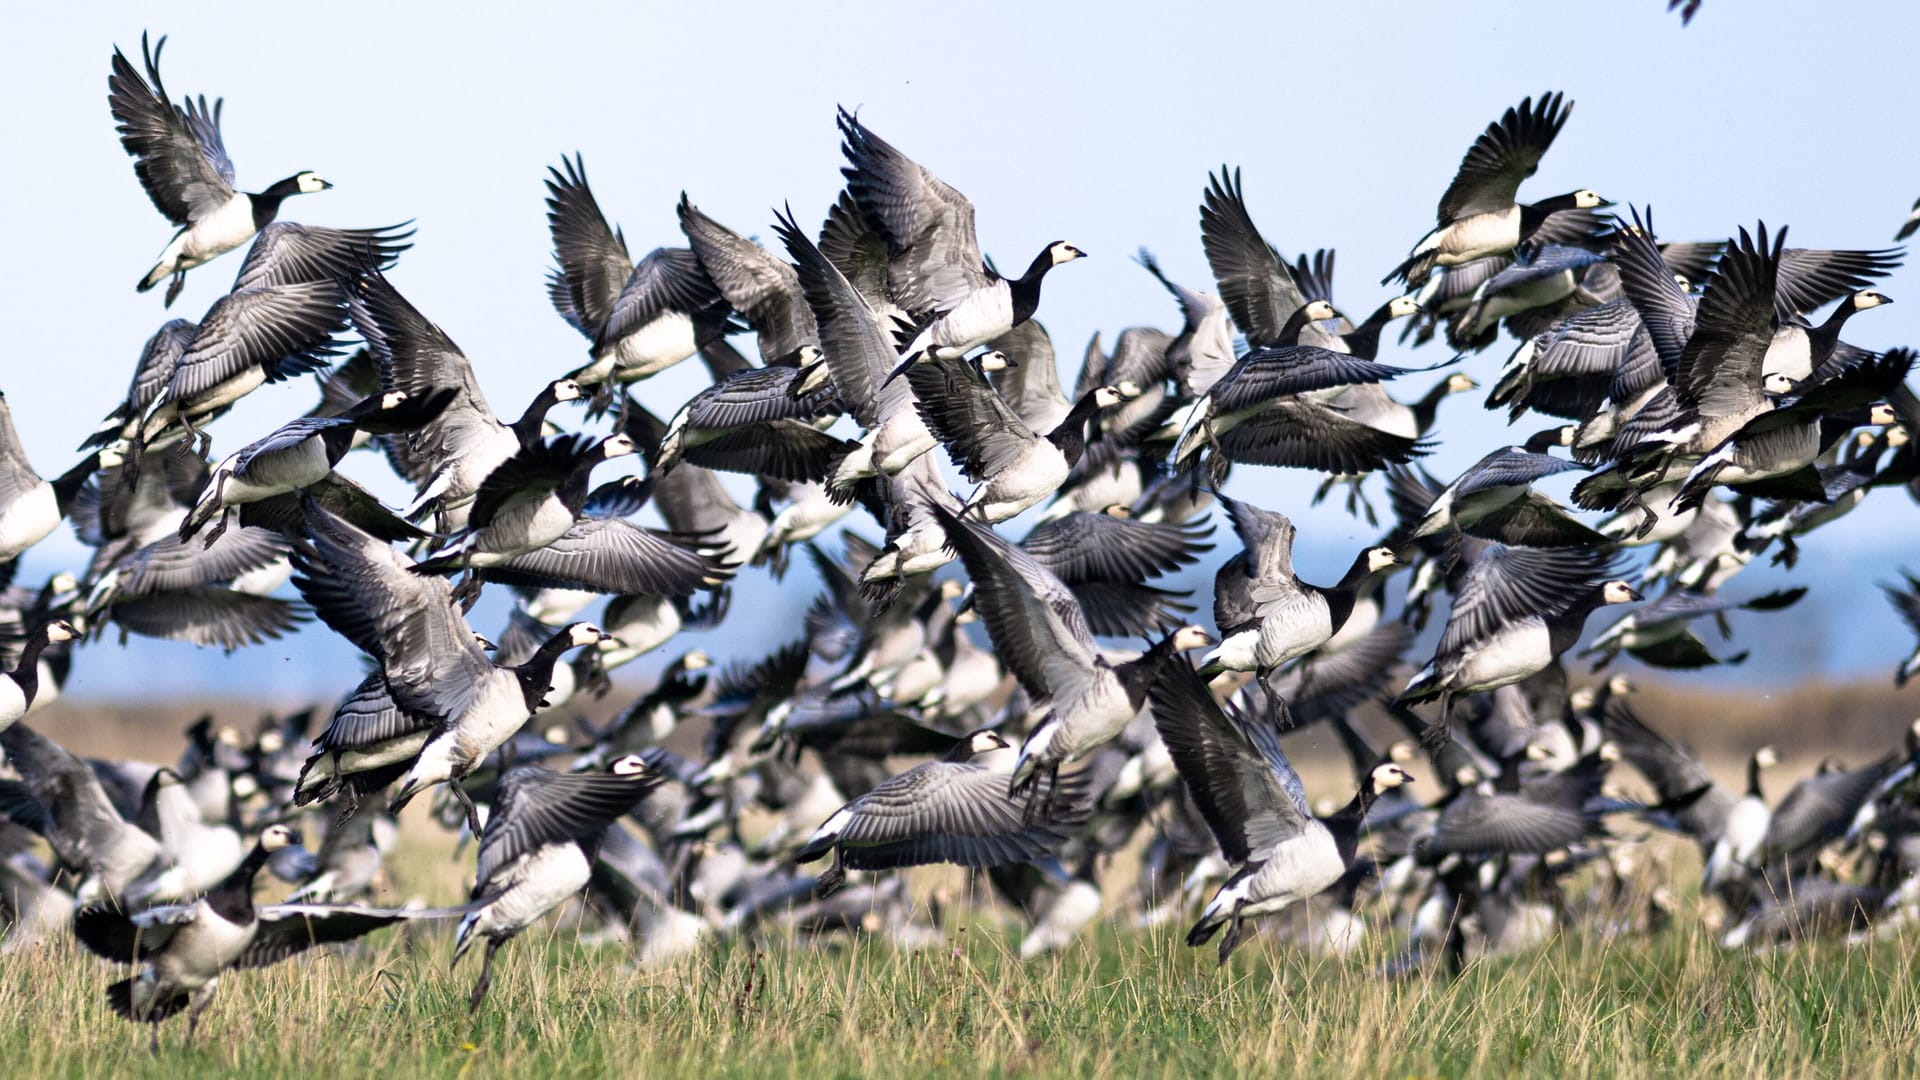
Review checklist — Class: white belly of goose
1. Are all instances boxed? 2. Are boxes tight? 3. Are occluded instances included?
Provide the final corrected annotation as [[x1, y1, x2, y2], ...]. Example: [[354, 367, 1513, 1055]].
[[873, 412, 937, 476], [1200, 828, 1345, 924], [0, 480, 59, 560], [303, 730, 434, 786], [1432, 206, 1523, 265], [230, 436, 335, 496], [446, 674, 536, 770], [906, 285, 1014, 360], [1446, 618, 1553, 692], [972, 443, 1069, 523], [1255, 595, 1336, 669], [154, 908, 257, 990], [1, 679, 30, 729], [463, 844, 593, 940], [153, 194, 258, 277], [602, 313, 698, 380], [462, 497, 579, 565]]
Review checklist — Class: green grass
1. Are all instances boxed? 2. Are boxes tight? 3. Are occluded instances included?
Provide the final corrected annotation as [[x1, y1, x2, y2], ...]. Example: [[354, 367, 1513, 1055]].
[[7, 900, 1920, 1079]]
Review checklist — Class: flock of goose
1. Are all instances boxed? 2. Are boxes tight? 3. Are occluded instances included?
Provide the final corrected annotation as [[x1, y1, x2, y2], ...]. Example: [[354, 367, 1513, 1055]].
[[3, 31, 1920, 1047]]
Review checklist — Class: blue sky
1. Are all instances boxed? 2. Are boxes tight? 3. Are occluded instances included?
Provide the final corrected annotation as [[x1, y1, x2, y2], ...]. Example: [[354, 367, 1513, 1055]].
[[5, 2, 1920, 703]]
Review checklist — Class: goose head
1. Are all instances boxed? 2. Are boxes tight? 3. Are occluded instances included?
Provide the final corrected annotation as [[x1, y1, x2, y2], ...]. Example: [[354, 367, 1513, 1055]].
[[973, 350, 1012, 373], [1369, 763, 1415, 792], [1761, 371, 1799, 395], [609, 754, 652, 777], [41, 619, 78, 644], [1444, 372, 1479, 395], [1388, 295, 1423, 319], [1169, 624, 1214, 652], [1753, 745, 1779, 770], [1852, 290, 1892, 311], [966, 729, 1011, 757], [260, 823, 303, 852], [1303, 299, 1339, 323], [1363, 546, 1400, 574], [1600, 580, 1643, 605], [599, 433, 638, 459], [1047, 241, 1086, 266], [564, 622, 611, 648], [682, 649, 713, 671], [1571, 189, 1609, 209], [551, 379, 586, 403]]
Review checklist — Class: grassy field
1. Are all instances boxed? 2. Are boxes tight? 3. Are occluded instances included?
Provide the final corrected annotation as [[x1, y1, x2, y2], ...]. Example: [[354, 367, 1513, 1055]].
[[7, 867, 1920, 1078], [11, 686, 1920, 1078]]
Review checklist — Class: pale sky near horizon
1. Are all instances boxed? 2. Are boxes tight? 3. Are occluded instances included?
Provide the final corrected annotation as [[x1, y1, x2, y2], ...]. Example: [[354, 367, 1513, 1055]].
[[4, 2, 1920, 705]]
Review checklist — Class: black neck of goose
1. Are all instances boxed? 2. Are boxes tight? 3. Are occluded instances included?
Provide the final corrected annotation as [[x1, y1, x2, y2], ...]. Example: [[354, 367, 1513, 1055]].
[[320, 422, 360, 465], [1411, 377, 1460, 434], [554, 452, 607, 515], [1276, 304, 1322, 347], [248, 177, 308, 230], [1806, 301, 1859, 364], [205, 841, 275, 924], [1113, 637, 1182, 709], [1342, 302, 1400, 361], [1746, 756, 1766, 799], [1519, 193, 1583, 237], [1009, 248, 1059, 327], [1323, 773, 1385, 865], [1045, 389, 1108, 466], [5, 627, 54, 699], [1550, 587, 1615, 637], [513, 632, 582, 712], [941, 738, 986, 764], [510, 387, 563, 446]]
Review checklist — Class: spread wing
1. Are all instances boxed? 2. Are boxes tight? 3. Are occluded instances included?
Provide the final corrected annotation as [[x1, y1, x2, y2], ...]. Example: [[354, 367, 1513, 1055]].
[[1437, 92, 1570, 223], [933, 505, 1098, 704], [107, 35, 236, 225]]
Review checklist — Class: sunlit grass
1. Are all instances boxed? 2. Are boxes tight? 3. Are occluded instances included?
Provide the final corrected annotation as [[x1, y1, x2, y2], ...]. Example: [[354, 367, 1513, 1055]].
[[7, 893, 1919, 1079]]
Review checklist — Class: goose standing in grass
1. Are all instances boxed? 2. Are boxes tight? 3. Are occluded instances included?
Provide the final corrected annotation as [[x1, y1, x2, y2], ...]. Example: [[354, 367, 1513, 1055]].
[[288, 503, 610, 833], [1197, 495, 1399, 678], [1149, 656, 1413, 963], [1400, 544, 1639, 749], [794, 730, 1091, 896], [544, 155, 731, 405], [109, 33, 333, 305], [1385, 92, 1606, 288], [837, 109, 1085, 364], [453, 754, 662, 1011], [74, 823, 444, 1048]]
